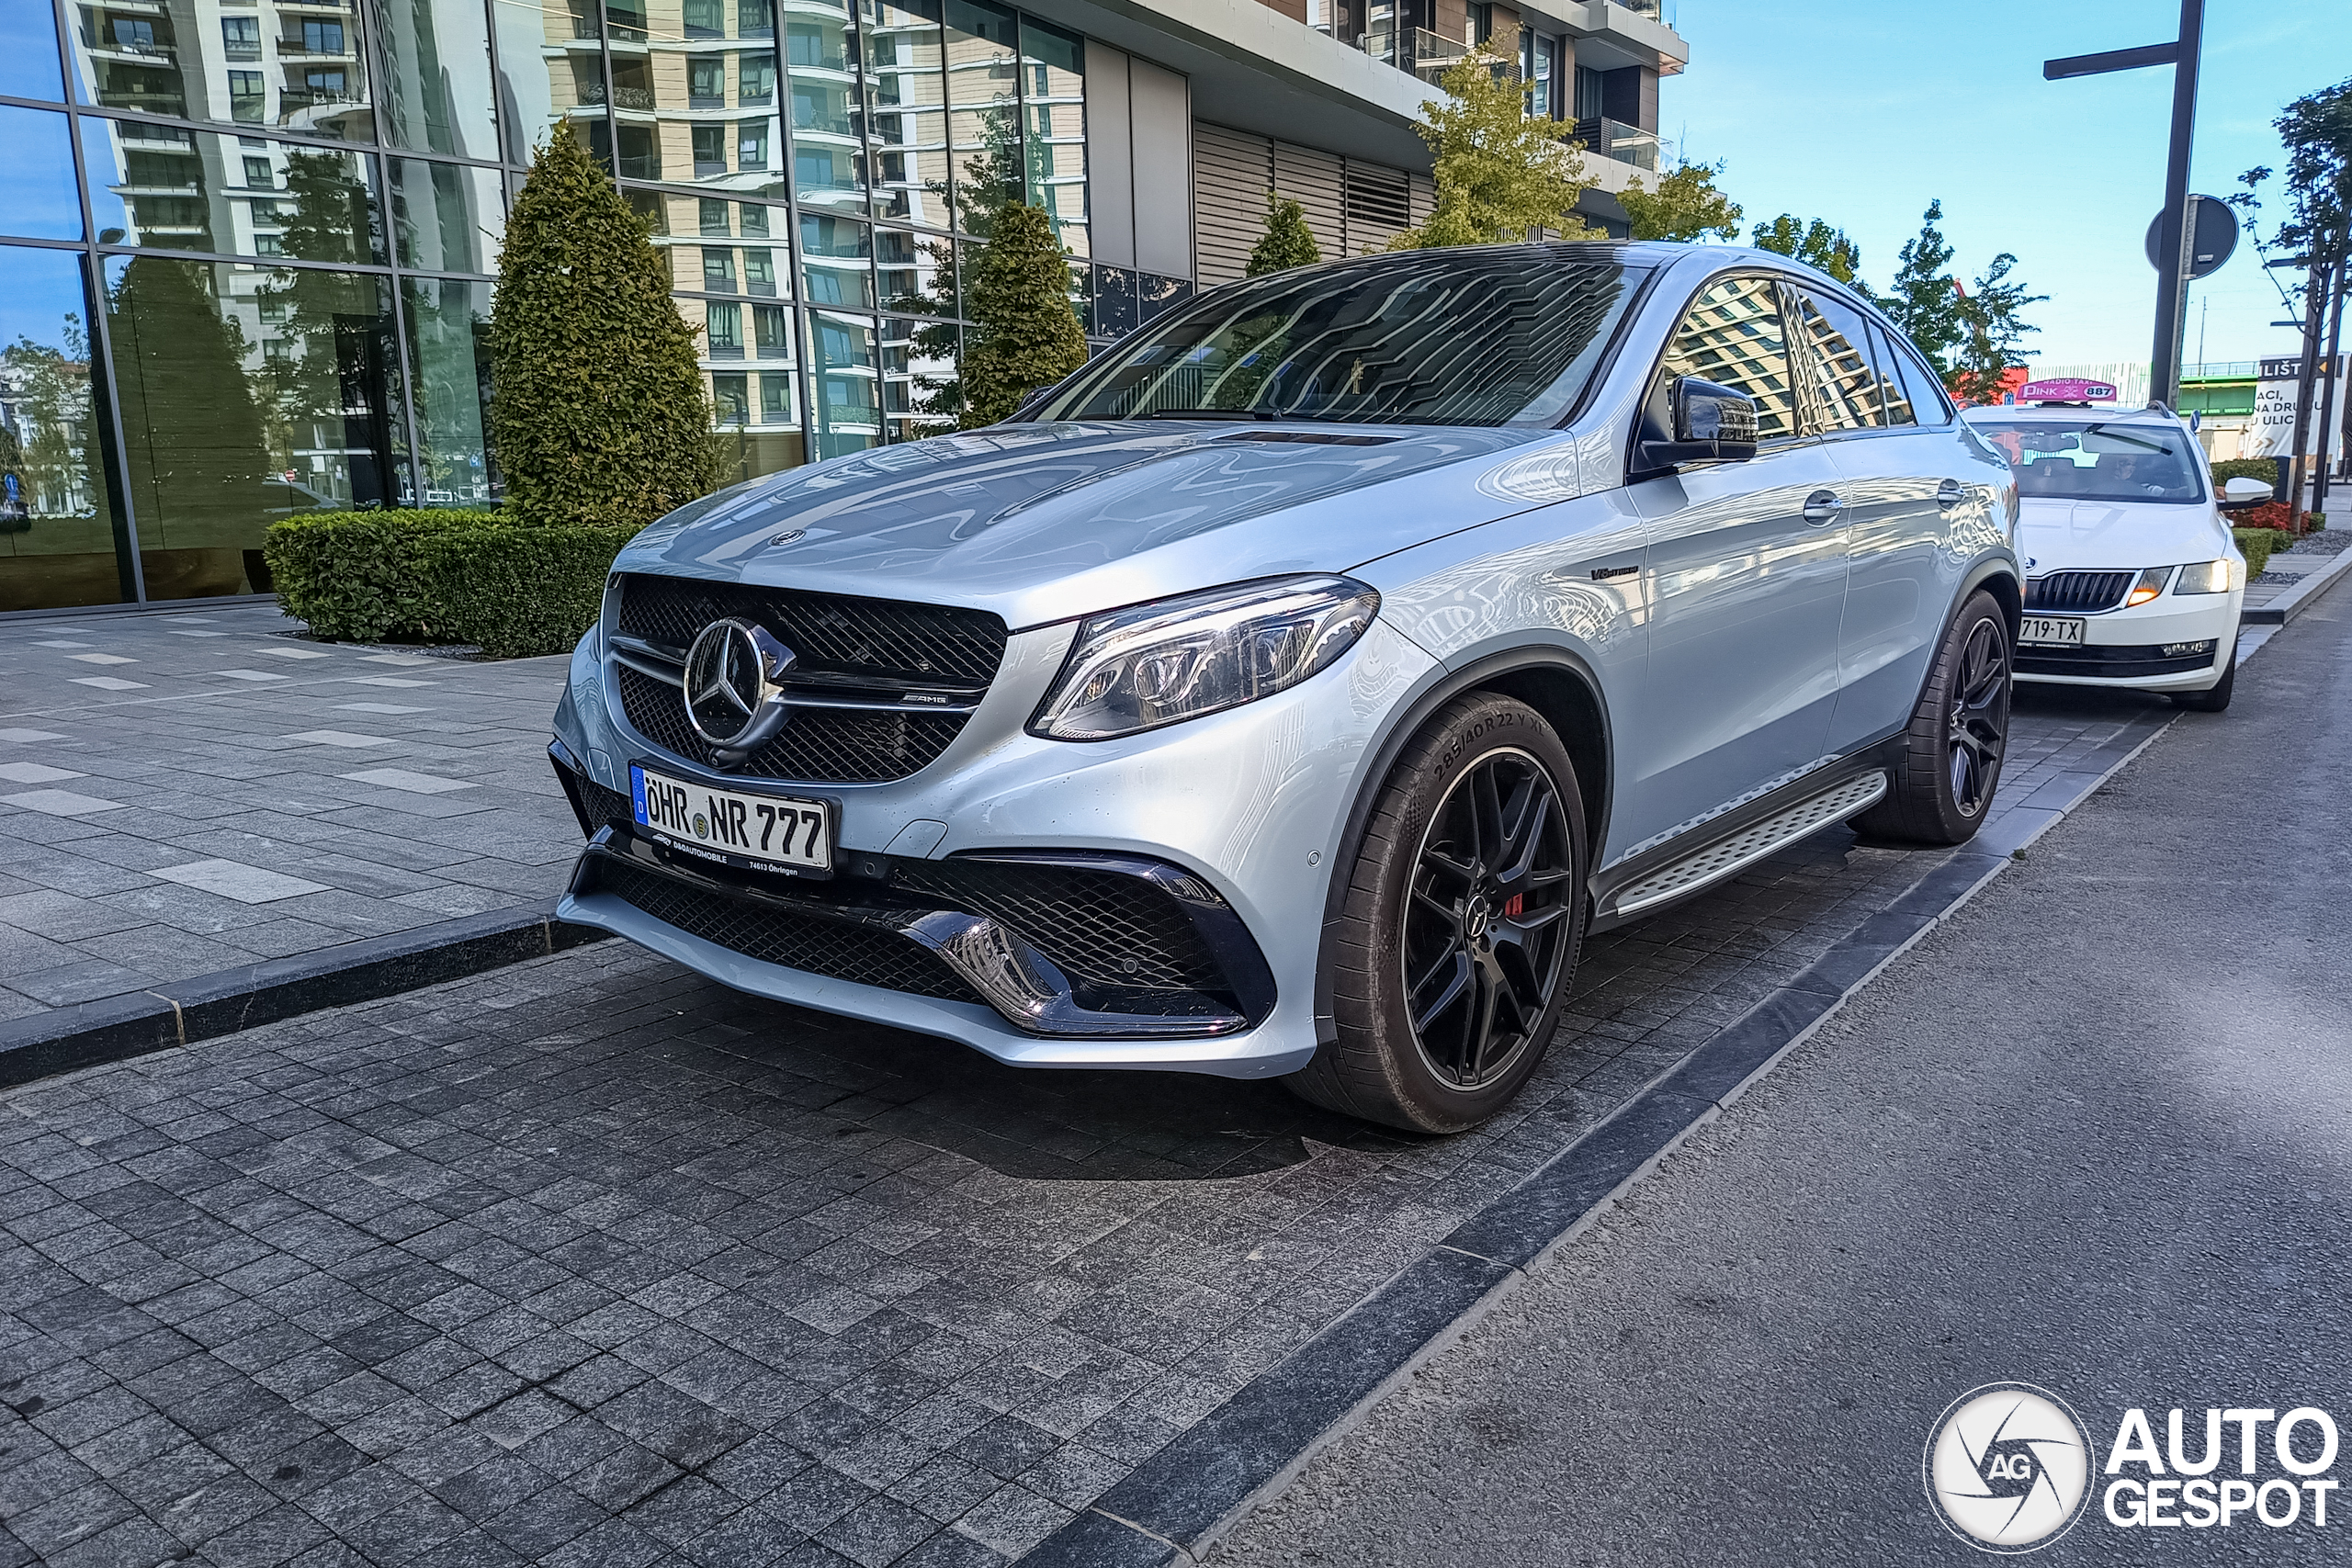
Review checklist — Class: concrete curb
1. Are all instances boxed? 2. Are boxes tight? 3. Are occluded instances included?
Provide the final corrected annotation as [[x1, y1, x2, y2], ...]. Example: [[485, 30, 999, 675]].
[[0, 904, 610, 1090], [2243, 537, 2352, 625], [1022, 706, 2177, 1567]]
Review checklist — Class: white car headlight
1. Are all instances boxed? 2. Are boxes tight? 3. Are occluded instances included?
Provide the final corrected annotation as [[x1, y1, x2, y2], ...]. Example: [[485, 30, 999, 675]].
[[2174, 558, 2236, 595], [1030, 575, 1380, 741]]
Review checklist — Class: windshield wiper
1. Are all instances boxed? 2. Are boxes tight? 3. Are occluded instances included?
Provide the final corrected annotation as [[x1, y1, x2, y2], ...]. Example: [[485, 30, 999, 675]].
[[2083, 423, 2170, 455]]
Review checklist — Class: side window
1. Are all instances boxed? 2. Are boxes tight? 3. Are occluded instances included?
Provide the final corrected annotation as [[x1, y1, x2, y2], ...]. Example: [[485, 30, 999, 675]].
[[1790, 287, 1885, 433], [1866, 322, 1916, 426], [1880, 325, 1955, 425], [1657, 276, 1797, 441]]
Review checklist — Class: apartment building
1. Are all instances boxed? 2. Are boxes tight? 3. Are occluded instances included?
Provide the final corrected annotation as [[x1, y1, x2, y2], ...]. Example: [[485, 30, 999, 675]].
[[0, 0, 1687, 614]]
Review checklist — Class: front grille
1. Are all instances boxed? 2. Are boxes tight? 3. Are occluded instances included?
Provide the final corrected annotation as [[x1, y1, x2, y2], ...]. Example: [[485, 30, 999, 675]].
[[891, 859, 1223, 993], [582, 854, 983, 1003], [615, 573, 1007, 684], [616, 664, 967, 784], [2025, 570, 2133, 613]]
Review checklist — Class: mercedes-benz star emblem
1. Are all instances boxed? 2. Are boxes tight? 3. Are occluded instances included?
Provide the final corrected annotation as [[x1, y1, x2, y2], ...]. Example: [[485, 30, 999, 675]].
[[683, 617, 797, 763]]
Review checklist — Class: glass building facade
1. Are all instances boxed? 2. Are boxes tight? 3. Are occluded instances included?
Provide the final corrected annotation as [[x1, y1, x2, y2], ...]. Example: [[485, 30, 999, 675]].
[[0, 0, 1192, 614]]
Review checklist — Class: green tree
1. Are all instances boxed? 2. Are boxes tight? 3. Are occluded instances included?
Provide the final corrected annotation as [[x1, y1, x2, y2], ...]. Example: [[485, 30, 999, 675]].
[[489, 129, 713, 525], [4, 320, 96, 518], [1877, 200, 2042, 403], [106, 257, 271, 538], [1619, 162, 1741, 243], [2271, 76, 2352, 255], [1392, 43, 1596, 249], [1248, 190, 1322, 276], [956, 201, 1088, 428], [1749, 214, 1863, 285]]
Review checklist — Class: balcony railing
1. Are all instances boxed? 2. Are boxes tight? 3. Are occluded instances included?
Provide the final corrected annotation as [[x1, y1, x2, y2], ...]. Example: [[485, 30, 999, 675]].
[[1571, 115, 1661, 171], [1355, 27, 1513, 85]]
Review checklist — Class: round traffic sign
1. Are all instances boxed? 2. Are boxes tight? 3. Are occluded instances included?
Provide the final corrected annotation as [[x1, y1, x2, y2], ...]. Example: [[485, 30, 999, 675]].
[[2144, 195, 2239, 279]]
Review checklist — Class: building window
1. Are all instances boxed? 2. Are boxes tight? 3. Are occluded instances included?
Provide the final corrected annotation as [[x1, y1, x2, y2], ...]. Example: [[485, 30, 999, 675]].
[[229, 71, 266, 121], [243, 155, 273, 187], [754, 304, 790, 357], [713, 371, 749, 423], [703, 248, 737, 291], [1575, 66, 1606, 121], [301, 68, 348, 103], [743, 248, 775, 295], [738, 120, 769, 170], [740, 0, 775, 39], [112, 17, 157, 50], [759, 373, 790, 422], [707, 303, 744, 356], [690, 59, 725, 107], [699, 197, 730, 235], [684, 0, 725, 37], [741, 203, 769, 237], [301, 19, 345, 54], [221, 17, 260, 59], [693, 125, 726, 175], [254, 233, 283, 255], [741, 52, 776, 104]]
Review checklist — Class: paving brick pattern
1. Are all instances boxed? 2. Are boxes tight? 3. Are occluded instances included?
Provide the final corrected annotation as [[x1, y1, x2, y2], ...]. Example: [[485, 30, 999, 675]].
[[0, 606, 576, 1024], [0, 675, 2167, 1565]]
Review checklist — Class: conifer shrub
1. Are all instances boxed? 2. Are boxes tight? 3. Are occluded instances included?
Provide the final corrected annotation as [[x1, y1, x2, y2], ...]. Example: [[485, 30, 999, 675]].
[[1248, 191, 1322, 276], [956, 203, 1089, 427]]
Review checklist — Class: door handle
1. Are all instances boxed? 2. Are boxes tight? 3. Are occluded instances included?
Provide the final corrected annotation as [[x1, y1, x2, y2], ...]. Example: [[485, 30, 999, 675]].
[[1801, 490, 1842, 525], [1937, 479, 1966, 508]]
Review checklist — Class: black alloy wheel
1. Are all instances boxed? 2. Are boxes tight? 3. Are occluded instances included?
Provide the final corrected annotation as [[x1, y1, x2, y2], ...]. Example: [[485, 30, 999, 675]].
[[1402, 748, 1577, 1089], [1289, 693, 1589, 1134], [1946, 615, 2010, 818], [1854, 589, 2013, 846]]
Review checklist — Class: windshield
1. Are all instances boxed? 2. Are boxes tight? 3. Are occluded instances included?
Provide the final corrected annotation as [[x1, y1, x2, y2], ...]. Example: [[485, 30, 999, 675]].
[[1032, 251, 1647, 428], [1973, 418, 2206, 504]]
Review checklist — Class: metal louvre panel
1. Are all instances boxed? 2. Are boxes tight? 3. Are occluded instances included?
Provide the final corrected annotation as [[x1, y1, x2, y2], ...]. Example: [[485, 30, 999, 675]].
[[583, 856, 983, 1003], [1272, 141, 1346, 263], [2025, 570, 2135, 614], [616, 664, 967, 784], [891, 859, 1224, 993], [1343, 161, 1412, 253], [614, 574, 1007, 685], [1193, 122, 1272, 286]]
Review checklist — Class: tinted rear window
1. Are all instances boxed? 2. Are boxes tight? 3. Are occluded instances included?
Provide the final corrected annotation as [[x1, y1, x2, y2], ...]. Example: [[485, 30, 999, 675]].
[[1973, 419, 2206, 504]]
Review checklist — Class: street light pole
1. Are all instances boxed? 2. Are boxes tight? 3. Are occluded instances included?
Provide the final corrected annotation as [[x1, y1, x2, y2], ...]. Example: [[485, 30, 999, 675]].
[[2148, 0, 2203, 412]]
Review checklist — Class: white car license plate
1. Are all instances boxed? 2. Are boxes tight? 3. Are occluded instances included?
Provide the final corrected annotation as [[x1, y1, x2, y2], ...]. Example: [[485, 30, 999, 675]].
[[2017, 615, 2086, 647], [630, 763, 831, 873]]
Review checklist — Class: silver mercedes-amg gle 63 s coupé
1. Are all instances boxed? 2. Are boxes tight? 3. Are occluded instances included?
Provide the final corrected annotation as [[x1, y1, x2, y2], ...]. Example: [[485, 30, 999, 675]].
[[549, 242, 2021, 1133]]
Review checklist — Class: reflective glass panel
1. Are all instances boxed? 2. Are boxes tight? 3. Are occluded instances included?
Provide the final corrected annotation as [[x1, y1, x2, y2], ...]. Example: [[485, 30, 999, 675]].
[[786, 0, 864, 210], [105, 256, 401, 601], [864, 0, 950, 229], [799, 212, 872, 308], [492, 0, 605, 166], [943, 0, 1016, 234], [0, 246, 130, 612], [1018, 16, 1084, 257], [0, 107, 84, 242], [85, 121, 386, 266], [401, 276, 498, 506], [390, 158, 503, 273], [1658, 274, 1796, 440], [1789, 286, 1884, 432], [807, 308, 878, 456], [73, 0, 374, 141], [0, 2, 64, 102], [379, 0, 499, 160], [878, 314, 953, 441], [876, 228, 949, 316]]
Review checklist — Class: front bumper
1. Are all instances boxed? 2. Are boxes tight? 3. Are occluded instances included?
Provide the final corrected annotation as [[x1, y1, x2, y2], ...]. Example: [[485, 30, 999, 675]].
[[2015, 588, 2240, 692], [548, 615, 1439, 1077]]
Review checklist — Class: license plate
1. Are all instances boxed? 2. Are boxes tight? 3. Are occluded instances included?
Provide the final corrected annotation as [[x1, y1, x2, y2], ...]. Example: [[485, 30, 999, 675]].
[[629, 763, 831, 874], [2018, 615, 2086, 647]]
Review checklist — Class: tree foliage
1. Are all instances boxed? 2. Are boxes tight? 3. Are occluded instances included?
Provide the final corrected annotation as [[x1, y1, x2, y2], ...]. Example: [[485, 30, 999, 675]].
[[956, 201, 1088, 428], [1876, 200, 2043, 404], [1248, 190, 1322, 276], [489, 128, 713, 525], [1619, 162, 1742, 243], [1749, 214, 1862, 284], [1392, 43, 1596, 249], [2272, 76, 2352, 255], [107, 257, 271, 535]]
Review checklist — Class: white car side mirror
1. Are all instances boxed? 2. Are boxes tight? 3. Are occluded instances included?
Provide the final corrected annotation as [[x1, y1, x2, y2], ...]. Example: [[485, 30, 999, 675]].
[[2222, 476, 2275, 505]]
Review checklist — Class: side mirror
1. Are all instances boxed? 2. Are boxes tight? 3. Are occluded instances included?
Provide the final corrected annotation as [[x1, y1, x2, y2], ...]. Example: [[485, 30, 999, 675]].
[[1639, 377, 1760, 468], [2221, 476, 2274, 506]]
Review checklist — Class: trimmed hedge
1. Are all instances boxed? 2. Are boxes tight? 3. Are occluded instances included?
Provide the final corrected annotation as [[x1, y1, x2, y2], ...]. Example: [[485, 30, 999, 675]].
[[265, 509, 636, 659], [2233, 527, 2280, 578], [2211, 457, 2282, 489]]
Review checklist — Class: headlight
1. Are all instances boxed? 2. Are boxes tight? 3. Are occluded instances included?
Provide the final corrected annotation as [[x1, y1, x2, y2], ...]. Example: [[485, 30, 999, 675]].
[[1029, 575, 1380, 741], [2124, 567, 2171, 607], [2174, 558, 2236, 595]]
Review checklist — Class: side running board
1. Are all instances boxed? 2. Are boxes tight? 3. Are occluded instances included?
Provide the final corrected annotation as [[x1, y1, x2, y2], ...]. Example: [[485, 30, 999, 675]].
[[1607, 771, 1890, 919]]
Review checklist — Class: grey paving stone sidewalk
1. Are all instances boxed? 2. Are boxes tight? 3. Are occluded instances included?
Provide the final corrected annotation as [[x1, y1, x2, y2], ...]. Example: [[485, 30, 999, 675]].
[[0, 678, 2167, 1568], [0, 604, 576, 1024]]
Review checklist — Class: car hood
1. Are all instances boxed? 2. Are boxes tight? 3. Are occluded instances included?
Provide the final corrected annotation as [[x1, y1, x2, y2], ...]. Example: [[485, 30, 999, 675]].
[[618, 420, 1550, 627], [2014, 497, 2234, 573]]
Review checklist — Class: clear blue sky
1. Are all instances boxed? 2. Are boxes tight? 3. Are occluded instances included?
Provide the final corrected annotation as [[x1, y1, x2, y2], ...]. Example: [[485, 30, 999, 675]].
[[1660, 1, 2350, 368]]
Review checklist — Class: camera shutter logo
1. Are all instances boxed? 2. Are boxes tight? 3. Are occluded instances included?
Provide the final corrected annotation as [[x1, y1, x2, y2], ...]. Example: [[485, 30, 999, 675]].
[[1924, 1382, 2098, 1553]]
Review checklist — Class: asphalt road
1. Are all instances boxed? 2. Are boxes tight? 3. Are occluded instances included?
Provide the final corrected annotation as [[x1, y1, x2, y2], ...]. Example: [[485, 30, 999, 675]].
[[1208, 594, 2352, 1567]]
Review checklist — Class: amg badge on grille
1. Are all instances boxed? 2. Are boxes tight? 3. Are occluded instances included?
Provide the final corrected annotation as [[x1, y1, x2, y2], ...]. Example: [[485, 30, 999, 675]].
[[684, 617, 797, 765]]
